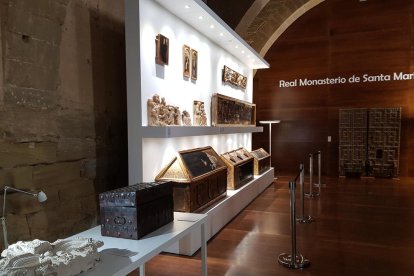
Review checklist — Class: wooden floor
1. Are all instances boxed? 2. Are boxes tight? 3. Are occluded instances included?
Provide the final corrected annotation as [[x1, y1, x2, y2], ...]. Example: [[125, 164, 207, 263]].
[[142, 177, 414, 275]]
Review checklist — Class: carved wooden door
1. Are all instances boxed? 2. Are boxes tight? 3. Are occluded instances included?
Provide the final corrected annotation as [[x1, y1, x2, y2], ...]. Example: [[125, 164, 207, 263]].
[[367, 108, 401, 178], [339, 108, 401, 178], [339, 109, 368, 177]]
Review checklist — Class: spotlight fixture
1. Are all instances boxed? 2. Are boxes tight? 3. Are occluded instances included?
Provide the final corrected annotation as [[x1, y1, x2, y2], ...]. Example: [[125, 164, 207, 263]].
[[1, 186, 47, 249]]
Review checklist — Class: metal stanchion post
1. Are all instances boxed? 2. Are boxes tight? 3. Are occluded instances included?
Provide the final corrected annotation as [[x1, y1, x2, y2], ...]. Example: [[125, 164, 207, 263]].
[[297, 163, 314, 223], [278, 181, 310, 269], [305, 154, 319, 198], [314, 151, 326, 189]]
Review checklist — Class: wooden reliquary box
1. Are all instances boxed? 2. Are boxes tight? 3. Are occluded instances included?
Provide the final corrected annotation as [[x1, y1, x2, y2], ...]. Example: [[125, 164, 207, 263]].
[[99, 181, 174, 240], [250, 148, 271, 175], [155, 146, 228, 213], [211, 93, 256, 126], [220, 148, 254, 190]]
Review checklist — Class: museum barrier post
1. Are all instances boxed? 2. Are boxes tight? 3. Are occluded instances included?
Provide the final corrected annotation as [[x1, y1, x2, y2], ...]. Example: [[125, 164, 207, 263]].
[[278, 178, 310, 269], [296, 163, 313, 224], [314, 151, 326, 190], [305, 153, 319, 198]]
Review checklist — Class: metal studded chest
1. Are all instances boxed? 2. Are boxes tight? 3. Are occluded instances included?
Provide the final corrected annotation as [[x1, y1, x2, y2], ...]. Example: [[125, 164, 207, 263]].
[[99, 181, 174, 239]]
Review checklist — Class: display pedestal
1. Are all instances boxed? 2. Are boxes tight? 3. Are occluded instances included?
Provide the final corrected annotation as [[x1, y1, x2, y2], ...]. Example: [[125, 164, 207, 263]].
[[164, 168, 274, 255]]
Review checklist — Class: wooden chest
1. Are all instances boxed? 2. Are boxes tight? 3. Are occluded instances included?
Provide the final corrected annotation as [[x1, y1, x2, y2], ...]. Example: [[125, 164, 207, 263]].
[[99, 182, 174, 239], [155, 146, 228, 213], [221, 148, 254, 190], [250, 148, 271, 175]]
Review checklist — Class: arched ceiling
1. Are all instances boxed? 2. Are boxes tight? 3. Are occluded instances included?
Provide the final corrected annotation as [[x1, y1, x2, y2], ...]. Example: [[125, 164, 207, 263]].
[[205, 0, 325, 57]]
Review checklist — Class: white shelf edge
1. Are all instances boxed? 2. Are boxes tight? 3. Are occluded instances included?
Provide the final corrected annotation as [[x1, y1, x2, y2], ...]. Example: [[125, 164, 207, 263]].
[[140, 126, 263, 138]]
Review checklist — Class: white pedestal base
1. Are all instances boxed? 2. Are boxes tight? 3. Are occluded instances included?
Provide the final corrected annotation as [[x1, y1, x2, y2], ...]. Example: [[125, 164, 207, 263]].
[[165, 168, 274, 255]]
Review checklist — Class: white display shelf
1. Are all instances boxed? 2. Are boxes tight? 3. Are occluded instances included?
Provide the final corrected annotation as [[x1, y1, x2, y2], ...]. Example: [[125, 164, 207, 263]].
[[74, 212, 208, 276], [165, 168, 274, 256], [141, 126, 263, 138]]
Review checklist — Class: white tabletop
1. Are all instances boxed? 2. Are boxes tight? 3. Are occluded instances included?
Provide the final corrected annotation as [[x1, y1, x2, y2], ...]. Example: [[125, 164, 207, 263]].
[[74, 212, 208, 276]]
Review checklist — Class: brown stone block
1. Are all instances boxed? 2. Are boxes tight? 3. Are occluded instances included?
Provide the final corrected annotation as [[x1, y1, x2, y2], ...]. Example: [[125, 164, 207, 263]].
[[6, 59, 59, 92], [33, 161, 81, 188], [6, 8, 33, 36], [80, 159, 97, 180], [5, 192, 46, 215], [7, 32, 35, 64], [0, 142, 57, 168], [58, 178, 96, 203], [3, 86, 58, 110], [29, 227, 64, 243], [0, 107, 59, 142], [64, 216, 97, 237], [8, 1, 64, 44], [57, 138, 95, 161], [31, 15, 62, 45], [0, 170, 5, 188], [57, 110, 95, 138], [80, 194, 98, 216], [8, 33, 60, 70], [0, 214, 31, 249], [7, 166, 33, 190], [27, 204, 86, 232]]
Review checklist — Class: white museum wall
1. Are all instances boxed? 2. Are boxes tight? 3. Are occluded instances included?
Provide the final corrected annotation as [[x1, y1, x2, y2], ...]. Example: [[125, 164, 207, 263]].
[[139, 0, 253, 126], [136, 0, 255, 182]]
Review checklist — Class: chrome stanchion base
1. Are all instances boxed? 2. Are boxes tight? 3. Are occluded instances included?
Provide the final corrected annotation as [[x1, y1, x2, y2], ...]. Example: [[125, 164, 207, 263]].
[[304, 192, 319, 198], [296, 215, 314, 223], [314, 183, 326, 188], [278, 253, 310, 269]]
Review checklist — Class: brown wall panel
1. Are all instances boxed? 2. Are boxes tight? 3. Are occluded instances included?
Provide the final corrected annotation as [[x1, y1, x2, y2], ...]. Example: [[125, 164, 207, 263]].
[[253, 0, 414, 177]]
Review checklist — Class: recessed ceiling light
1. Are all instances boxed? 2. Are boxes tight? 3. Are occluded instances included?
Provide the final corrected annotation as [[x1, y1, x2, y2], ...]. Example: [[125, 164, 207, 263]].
[[185, 5, 190, 9], [210, 24, 214, 29], [219, 32, 223, 36], [198, 15, 203, 20], [235, 45, 239, 49], [241, 50, 245, 54]]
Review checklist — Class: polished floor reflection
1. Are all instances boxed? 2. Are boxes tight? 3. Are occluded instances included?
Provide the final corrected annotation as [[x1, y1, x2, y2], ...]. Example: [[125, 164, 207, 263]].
[[142, 177, 414, 275]]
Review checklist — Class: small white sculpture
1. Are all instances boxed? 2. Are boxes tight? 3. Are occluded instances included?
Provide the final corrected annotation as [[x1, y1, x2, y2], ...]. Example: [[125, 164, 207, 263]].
[[0, 237, 104, 276]]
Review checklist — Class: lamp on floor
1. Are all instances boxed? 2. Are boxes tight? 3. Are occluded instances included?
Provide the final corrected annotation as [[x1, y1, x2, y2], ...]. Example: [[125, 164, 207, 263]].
[[259, 120, 281, 174], [1, 186, 47, 249]]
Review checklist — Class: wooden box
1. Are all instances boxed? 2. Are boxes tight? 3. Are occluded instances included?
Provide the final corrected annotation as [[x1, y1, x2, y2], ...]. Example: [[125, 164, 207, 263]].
[[250, 148, 271, 175], [211, 93, 256, 126], [221, 148, 254, 190], [155, 146, 228, 213], [99, 182, 174, 239]]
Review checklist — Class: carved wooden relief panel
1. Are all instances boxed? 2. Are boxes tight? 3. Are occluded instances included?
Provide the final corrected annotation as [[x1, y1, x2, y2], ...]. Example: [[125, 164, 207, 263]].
[[339, 108, 367, 177], [339, 108, 401, 178], [367, 108, 401, 178]]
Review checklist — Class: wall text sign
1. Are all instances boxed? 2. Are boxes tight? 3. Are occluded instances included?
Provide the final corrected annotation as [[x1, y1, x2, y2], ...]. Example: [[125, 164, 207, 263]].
[[278, 72, 414, 88]]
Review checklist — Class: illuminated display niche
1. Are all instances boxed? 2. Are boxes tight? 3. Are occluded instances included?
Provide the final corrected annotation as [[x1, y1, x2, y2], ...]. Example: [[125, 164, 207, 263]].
[[126, 0, 268, 183]]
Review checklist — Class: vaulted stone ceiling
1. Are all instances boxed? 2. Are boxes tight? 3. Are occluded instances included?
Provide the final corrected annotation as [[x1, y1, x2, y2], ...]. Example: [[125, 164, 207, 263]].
[[205, 0, 325, 57]]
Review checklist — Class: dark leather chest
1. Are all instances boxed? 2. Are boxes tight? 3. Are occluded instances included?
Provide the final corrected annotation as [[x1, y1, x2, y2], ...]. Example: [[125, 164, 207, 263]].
[[99, 182, 174, 239]]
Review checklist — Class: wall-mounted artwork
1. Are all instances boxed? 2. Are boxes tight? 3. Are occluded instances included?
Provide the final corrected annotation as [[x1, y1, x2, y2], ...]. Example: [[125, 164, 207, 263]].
[[183, 45, 191, 78], [191, 49, 198, 80], [222, 65, 247, 89], [147, 94, 181, 126], [182, 110, 192, 126], [211, 93, 256, 126], [193, 100, 207, 126], [155, 34, 169, 65]]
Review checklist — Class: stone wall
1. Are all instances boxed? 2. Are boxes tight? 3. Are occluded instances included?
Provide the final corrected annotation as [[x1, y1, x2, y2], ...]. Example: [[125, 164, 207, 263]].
[[0, 0, 127, 250]]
